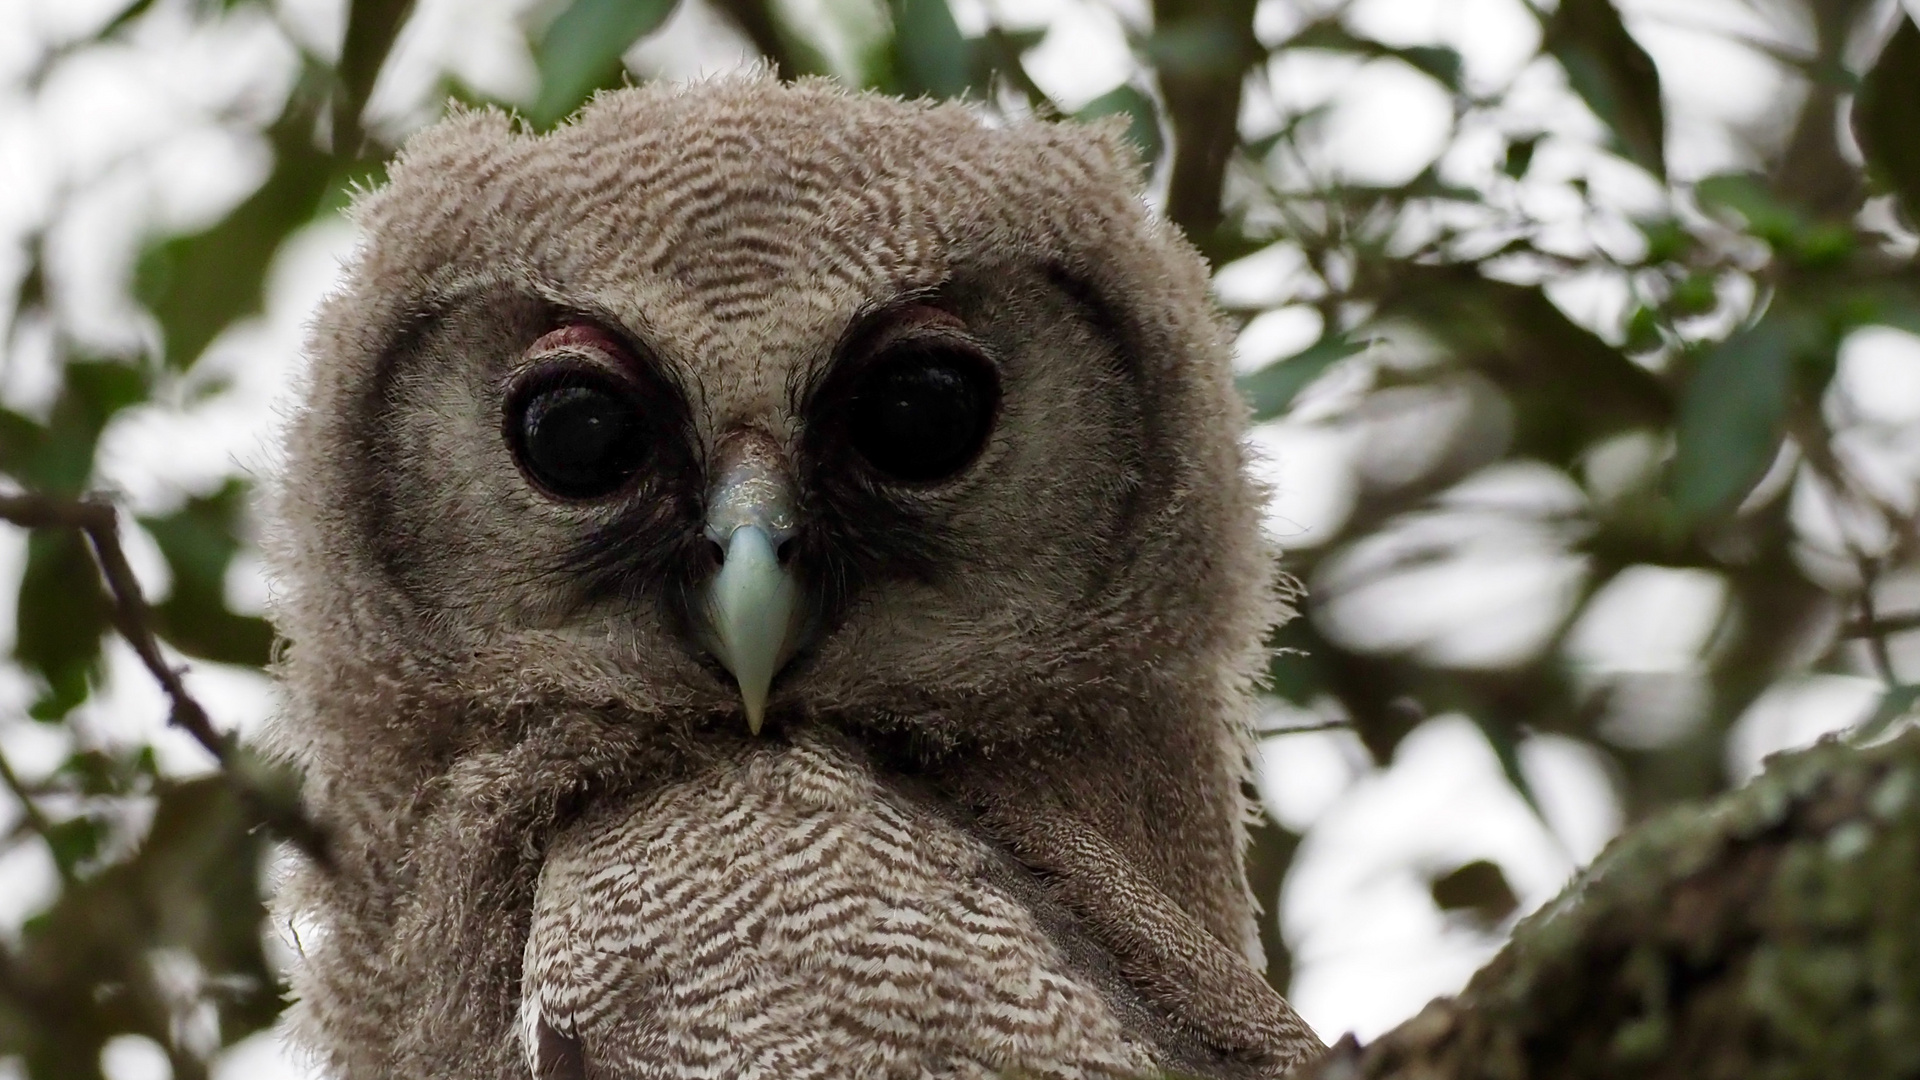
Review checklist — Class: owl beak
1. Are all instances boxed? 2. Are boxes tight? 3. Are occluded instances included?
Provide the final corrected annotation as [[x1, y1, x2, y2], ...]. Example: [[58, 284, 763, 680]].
[[699, 432, 804, 735], [704, 524, 801, 734]]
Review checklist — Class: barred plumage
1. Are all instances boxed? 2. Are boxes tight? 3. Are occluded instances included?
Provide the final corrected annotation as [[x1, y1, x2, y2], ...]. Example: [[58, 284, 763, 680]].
[[522, 736, 1156, 1079], [265, 77, 1322, 1079]]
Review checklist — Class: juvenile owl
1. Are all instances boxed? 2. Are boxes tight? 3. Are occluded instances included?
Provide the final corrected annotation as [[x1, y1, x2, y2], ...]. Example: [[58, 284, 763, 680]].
[[264, 78, 1321, 1079]]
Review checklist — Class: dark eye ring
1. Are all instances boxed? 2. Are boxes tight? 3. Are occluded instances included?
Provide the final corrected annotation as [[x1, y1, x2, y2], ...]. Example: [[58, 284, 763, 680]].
[[505, 362, 650, 501], [844, 343, 1000, 483]]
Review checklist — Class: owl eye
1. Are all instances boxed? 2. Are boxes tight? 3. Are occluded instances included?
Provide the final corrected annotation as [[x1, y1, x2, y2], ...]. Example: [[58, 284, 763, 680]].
[[845, 346, 999, 483], [507, 366, 649, 500]]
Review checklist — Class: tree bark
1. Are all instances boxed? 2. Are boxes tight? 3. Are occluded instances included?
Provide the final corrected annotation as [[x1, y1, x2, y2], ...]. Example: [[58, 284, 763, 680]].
[[1292, 725, 1920, 1079]]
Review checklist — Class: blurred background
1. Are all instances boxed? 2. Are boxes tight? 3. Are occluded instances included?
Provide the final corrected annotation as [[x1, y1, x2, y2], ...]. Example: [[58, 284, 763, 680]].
[[1, 0, 1918, 1075]]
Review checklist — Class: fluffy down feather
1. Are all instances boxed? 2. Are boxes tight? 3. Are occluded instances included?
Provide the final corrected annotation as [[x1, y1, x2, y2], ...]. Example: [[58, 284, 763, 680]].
[[264, 77, 1319, 1078]]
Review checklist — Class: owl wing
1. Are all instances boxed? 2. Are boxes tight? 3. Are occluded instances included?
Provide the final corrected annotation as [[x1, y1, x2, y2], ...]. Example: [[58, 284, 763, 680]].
[[968, 786, 1326, 1073], [521, 736, 1162, 1080]]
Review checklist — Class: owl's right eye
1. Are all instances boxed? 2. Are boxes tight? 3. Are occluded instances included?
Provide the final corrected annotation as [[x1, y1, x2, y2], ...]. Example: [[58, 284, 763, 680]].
[[507, 366, 649, 501]]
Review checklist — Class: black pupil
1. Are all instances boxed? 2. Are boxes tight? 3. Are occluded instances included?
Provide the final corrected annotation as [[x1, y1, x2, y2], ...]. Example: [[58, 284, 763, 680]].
[[514, 377, 646, 499], [846, 350, 996, 482]]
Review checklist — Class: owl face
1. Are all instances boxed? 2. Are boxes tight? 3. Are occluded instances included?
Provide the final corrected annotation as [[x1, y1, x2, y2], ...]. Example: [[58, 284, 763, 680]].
[[285, 82, 1268, 749], [363, 266, 1144, 732]]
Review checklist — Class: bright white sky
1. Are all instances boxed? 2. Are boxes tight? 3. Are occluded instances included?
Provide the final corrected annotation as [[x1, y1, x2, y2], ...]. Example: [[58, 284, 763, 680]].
[[1, 1, 1919, 1077]]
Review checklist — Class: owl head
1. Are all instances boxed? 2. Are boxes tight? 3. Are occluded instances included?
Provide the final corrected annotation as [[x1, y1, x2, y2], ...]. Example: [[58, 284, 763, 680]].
[[268, 77, 1278, 820]]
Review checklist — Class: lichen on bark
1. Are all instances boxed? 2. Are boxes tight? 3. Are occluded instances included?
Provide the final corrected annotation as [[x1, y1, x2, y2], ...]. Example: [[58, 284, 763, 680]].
[[1295, 726, 1920, 1079]]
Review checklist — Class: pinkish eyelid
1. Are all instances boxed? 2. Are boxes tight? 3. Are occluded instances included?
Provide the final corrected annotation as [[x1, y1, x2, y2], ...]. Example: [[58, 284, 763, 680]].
[[897, 304, 965, 332], [528, 323, 628, 360]]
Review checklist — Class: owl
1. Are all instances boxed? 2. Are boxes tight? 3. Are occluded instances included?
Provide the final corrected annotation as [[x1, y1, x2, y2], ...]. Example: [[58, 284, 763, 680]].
[[262, 78, 1322, 1079]]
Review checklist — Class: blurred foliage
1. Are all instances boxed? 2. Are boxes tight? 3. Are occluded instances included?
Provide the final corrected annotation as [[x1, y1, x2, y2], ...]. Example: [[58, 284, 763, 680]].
[[2, 0, 1919, 1074]]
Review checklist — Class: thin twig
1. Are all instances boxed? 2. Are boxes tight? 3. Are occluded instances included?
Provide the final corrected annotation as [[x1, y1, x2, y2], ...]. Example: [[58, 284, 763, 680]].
[[1854, 555, 1902, 688], [1259, 719, 1356, 736], [0, 493, 229, 758], [0, 747, 75, 888], [980, 27, 1059, 114], [0, 491, 329, 865], [1783, 408, 1915, 690], [1846, 611, 1920, 639], [1789, 409, 1920, 554]]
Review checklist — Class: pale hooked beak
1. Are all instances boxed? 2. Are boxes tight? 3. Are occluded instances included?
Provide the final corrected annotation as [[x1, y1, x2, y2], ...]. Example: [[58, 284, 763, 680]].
[[699, 433, 804, 735]]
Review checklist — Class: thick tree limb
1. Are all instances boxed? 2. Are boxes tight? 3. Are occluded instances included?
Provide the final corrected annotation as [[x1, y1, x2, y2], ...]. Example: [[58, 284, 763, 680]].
[[1290, 726, 1920, 1079], [0, 492, 328, 865]]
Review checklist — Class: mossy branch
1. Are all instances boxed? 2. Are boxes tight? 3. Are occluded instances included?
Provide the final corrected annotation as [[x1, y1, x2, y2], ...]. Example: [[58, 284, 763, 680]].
[[1290, 726, 1920, 1080]]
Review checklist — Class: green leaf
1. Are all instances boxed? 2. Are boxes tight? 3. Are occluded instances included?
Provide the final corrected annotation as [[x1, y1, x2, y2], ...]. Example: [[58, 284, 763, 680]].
[[1544, 0, 1665, 179], [16, 530, 108, 720], [44, 815, 107, 879], [1396, 45, 1465, 91], [1639, 217, 1690, 263], [135, 116, 335, 371], [1379, 267, 1672, 464], [1238, 333, 1365, 420], [1694, 172, 1855, 265], [0, 407, 42, 478], [1856, 684, 1920, 742], [1473, 713, 1550, 829], [888, 0, 974, 98], [992, 25, 1044, 55], [57, 746, 160, 798], [529, 0, 680, 127], [1669, 273, 1717, 317], [763, 0, 893, 87], [1075, 84, 1165, 167], [1668, 313, 1808, 521], [5, 361, 147, 716], [16, 361, 148, 495], [141, 479, 274, 667], [1622, 306, 1660, 353], [7, 776, 279, 1074], [1695, 172, 1801, 241], [95, 0, 159, 40], [1504, 134, 1541, 179], [1852, 281, 1920, 338], [1854, 14, 1920, 220], [1282, 20, 1464, 91]]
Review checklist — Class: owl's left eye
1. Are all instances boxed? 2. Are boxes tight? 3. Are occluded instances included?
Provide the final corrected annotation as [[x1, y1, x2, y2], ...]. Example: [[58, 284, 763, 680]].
[[844, 344, 999, 483], [507, 366, 649, 500]]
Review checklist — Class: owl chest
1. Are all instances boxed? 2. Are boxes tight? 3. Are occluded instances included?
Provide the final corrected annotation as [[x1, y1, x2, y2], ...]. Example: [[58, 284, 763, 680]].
[[519, 749, 1156, 1080]]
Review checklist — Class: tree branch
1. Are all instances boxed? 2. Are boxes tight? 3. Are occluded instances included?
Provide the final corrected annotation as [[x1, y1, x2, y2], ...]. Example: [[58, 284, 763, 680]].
[[0, 747, 74, 888], [0, 492, 329, 865], [981, 27, 1060, 114], [1854, 556, 1903, 687], [707, 0, 808, 78], [1847, 611, 1920, 639], [0, 494, 227, 756], [1258, 719, 1355, 736], [1292, 725, 1920, 1078], [1149, 0, 1262, 249], [1766, 0, 1873, 220], [334, 0, 419, 157]]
